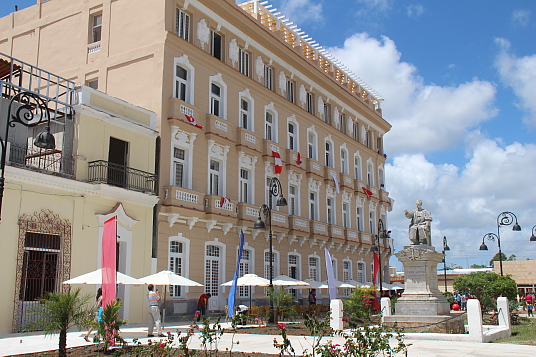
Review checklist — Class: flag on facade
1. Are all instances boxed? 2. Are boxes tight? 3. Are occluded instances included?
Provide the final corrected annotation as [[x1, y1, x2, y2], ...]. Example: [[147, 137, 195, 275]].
[[185, 114, 204, 129], [219, 196, 230, 208], [372, 251, 381, 309], [324, 248, 337, 301], [331, 173, 340, 193], [386, 196, 395, 212], [228, 230, 245, 317], [101, 216, 117, 346], [362, 186, 373, 197], [272, 151, 283, 174], [296, 152, 302, 165]]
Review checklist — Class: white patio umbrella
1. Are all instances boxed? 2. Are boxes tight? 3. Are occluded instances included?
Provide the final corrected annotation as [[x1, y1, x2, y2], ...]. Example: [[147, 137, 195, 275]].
[[287, 278, 324, 289], [139, 270, 203, 327], [63, 268, 143, 285], [272, 275, 310, 287], [320, 279, 356, 289], [346, 280, 363, 288], [221, 273, 271, 308]]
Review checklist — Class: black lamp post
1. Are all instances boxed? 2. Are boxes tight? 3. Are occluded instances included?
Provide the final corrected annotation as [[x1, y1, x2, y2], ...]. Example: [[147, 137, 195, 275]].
[[479, 211, 521, 276], [0, 91, 56, 221], [530, 225, 536, 242], [371, 218, 389, 297], [253, 177, 287, 324], [442, 236, 450, 293]]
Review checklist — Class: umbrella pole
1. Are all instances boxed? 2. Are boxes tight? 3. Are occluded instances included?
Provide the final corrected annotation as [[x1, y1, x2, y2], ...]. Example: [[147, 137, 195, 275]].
[[162, 285, 167, 329], [249, 286, 252, 310]]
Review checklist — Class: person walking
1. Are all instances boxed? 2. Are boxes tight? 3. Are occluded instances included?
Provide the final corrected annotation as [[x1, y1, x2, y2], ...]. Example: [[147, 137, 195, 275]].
[[197, 292, 211, 321], [146, 284, 164, 337], [528, 303, 534, 317], [84, 287, 103, 342]]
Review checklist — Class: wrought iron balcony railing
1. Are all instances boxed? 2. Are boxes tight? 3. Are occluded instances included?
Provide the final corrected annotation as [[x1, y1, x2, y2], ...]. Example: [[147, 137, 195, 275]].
[[88, 160, 157, 195]]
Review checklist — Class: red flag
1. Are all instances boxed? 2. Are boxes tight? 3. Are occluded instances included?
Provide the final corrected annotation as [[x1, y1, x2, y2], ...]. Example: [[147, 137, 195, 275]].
[[219, 196, 230, 207], [185, 114, 204, 129], [362, 186, 373, 197], [296, 152, 302, 165], [102, 216, 117, 346], [372, 251, 381, 309], [272, 151, 283, 174]]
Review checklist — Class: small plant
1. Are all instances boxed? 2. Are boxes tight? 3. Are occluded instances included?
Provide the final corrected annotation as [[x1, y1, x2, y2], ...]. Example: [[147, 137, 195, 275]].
[[302, 311, 332, 356], [268, 288, 298, 322], [273, 323, 295, 356], [93, 299, 127, 351], [198, 314, 224, 356], [343, 286, 377, 326]]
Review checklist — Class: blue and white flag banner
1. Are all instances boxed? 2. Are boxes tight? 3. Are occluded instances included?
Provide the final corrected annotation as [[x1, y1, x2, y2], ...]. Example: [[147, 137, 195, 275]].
[[228, 230, 245, 317], [324, 247, 337, 301]]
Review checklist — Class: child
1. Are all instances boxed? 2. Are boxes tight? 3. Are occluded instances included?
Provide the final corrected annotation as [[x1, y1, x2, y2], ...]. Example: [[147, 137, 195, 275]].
[[528, 303, 534, 317]]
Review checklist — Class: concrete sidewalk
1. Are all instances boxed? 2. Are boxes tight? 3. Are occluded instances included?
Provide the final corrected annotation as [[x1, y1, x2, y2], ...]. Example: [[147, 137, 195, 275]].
[[1, 321, 535, 356]]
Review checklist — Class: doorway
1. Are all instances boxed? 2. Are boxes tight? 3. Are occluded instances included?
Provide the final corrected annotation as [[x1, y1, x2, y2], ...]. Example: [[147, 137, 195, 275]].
[[108, 137, 128, 188]]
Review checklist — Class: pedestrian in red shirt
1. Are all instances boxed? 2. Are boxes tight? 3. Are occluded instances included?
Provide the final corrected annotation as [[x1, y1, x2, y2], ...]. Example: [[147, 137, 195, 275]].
[[197, 293, 211, 321]]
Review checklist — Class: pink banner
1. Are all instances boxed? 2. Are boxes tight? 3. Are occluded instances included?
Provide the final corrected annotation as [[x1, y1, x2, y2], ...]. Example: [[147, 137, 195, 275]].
[[102, 216, 117, 309]]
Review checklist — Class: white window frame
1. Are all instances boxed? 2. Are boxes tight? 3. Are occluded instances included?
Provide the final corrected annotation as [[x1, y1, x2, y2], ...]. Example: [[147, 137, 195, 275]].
[[264, 249, 280, 282], [324, 103, 331, 124], [172, 147, 187, 188], [288, 253, 301, 280], [209, 74, 227, 119], [286, 78, 295, 103], [91, 13, 102, 43], [340, 147, 349, 174], [209, 159, 221, 196], [238, 248, 252, 297], [239, 168, 251, 203], [204, 240, 226, 299], [238, 89, 254, 131], [356, 206, 363, 231], [176, 8, 190, 41], [308, 254, 321, 282], [264, 64, 273, 90], [170, 126, 196, 189], [325, 138, 334, 168], [168, 235, 190, 298], [307, 126, 318, 160], [239, 48, 250, 76], [309, 191, 318, 221], [342, 203, 349, 228], [331, 257, 338, 280], [369, 210, 376, 234], [352, 121, 358, 141], [287, 115, 299, 151], [174, 56, 195, 105], [354, 152, 363, 181], [264, 103, 278, 142], [289, 184, 298, 216], [210, 30, 222, 60], [327, 197, 334, 225], [378, 165, 385, 187], [357, 261, 365, 283], [367, 159, 374, 186], [306, 92, 314, 114]]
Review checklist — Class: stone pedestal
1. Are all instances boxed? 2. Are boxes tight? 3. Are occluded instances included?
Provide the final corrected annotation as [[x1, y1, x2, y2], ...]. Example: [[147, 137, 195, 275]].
[[384, 245, 462, 332]]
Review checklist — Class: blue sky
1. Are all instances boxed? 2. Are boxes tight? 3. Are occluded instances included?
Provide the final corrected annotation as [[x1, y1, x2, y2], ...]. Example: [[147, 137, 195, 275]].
[[2, 1, 535, 270]]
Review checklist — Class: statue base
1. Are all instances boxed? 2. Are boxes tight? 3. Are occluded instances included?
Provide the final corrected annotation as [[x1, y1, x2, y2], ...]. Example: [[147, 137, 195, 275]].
[[393, 245, 450, 315]]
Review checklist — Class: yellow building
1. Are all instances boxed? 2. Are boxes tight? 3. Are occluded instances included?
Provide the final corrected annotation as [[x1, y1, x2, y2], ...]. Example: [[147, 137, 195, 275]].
[[0, 53, 158, 333], [494, 260, 536, 296], [0, 0, 392, 316]]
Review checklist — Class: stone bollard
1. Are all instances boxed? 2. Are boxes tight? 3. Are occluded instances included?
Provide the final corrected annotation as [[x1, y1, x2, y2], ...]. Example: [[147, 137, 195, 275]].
[[496, 297, 510, 329], [330, 299, 344, 331], [467, 298, 483, 342], [381, 297, 391, 323]]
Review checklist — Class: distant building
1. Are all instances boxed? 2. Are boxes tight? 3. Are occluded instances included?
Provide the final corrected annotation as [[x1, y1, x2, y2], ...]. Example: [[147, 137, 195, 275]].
[[494, 260, 536, 296]]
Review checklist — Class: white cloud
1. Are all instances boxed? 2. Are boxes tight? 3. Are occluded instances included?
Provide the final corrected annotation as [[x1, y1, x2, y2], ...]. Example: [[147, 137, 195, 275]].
[[494, 38, 536, 126], [512, 9, 530, 27], [386, 136, 536, 266], [278, 0, 323, 24], [406, 4, 425, 19], [328, 33, 497, 154]]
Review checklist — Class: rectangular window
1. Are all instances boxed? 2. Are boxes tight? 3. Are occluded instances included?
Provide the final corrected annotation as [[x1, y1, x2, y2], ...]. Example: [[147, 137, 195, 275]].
[[352, 122, 358, 141], [309, 192, 316, 221], [327, 198, 333, 224], [87, 79, 98, 89], [354, 157, 362, 180], [356, 207, 362, 231], [306, 92, 314, 114], [210, 31, 222, 60], [239, 250, 250, 297], [91, 14, 102, 43], [288, 123, 295, 150], [308, 133, 315, 159], [173, 147, 186, 188], [358, 263, 364, 283], [209, 159, 220, 195], [239, 169, 250, 203], [240, 99, 249, 129], [343, 203, 349, 228], [341, 150, 348, 174], [324, 103, 331, 124], [339, 113, 346, 133], [176, 9, 190, 41], [325, 142, 331, 167], [210, 84, 221, 117], [289, 185, 297, 215], [175, 65, 188, 101], [169, 241, 184, 297], [265, 112, 273, 141], [264, 65, 273, 90], [286, 80, 295, 103], [309, 257, 319, 281], [239, 49, 250, 76]]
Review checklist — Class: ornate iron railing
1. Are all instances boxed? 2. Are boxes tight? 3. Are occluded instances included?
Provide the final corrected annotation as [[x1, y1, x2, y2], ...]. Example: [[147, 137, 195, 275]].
[[8, 143, 74, 177], [88, 160, 157, 195]]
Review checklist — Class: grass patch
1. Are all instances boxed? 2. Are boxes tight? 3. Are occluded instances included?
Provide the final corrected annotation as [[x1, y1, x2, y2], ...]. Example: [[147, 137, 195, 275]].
[[494, 317, 536, 345]]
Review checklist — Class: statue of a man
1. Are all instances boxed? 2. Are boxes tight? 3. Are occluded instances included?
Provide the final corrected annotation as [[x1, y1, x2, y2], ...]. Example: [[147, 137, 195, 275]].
[[403, 200, 432, 245]]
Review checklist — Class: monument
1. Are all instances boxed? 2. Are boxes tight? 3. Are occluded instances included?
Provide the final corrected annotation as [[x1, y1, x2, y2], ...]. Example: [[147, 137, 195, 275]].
[[383, 200, 463, 332]]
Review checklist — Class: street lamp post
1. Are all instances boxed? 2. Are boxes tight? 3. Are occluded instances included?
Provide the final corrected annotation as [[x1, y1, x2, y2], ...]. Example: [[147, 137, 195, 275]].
[[371, 219, 389, 297], [253, 177, 287, 324], [530, 225, 536, 242], [479, 211, 521, 276], [0, 91, 56, 221], [442, 236, 450, 293]]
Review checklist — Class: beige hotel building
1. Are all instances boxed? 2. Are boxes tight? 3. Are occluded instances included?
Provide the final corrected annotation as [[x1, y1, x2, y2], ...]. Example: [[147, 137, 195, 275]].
[[0, 0, 393, 316]]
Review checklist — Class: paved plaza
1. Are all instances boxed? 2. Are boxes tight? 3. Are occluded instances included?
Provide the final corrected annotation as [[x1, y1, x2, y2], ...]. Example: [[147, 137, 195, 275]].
[[1, 321, 535, 357]]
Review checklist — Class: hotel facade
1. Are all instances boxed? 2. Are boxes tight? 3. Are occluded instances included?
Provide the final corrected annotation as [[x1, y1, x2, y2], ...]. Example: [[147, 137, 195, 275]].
[[0, 0, 393, 319]]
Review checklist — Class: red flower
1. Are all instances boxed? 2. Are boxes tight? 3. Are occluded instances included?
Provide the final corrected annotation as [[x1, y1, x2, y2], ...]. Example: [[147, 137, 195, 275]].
[[160, 343, 165, 348], [277, 323, 287, 330]]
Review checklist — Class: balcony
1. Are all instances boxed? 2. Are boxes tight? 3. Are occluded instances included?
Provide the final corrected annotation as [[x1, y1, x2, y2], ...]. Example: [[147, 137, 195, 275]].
[[305, 157, 323, 177], [161, 186, 205, 212], [8, 143, 74, 178], [328, 224, 346, 241], [204, 195, 237, 218], [236, 128, 261, 152], [339, 172, 354, 189], [205, 114, 235, 142], [288, 216, 310, 233], [345, 228, 360, 243], [88, 160, 157, 195], [237, 202, 260, 222]]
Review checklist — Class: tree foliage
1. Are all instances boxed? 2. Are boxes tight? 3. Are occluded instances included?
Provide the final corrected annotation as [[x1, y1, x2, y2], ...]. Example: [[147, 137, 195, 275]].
[[25, 288, 92, 357], [453, 271, 517, 311], [343, 286, 377, 326]]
